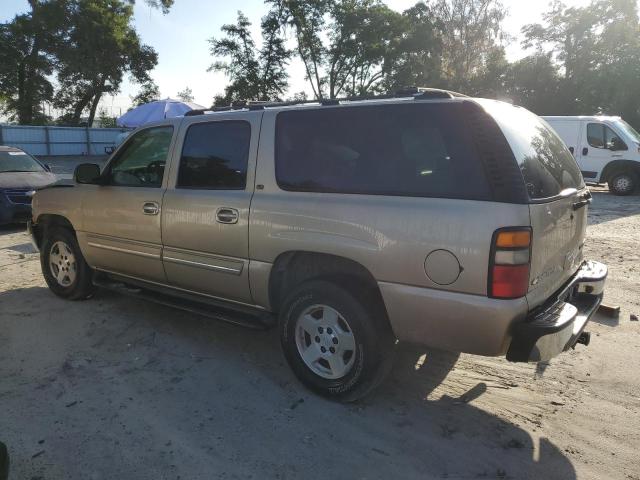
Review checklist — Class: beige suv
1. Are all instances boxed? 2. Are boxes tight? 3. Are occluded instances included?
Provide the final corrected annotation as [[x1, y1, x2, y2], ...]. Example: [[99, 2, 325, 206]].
[[29, 90, 607, 400]]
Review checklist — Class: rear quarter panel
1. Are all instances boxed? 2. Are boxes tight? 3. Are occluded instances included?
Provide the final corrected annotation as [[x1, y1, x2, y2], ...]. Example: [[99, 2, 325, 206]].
[[249, 110, 531, 306]]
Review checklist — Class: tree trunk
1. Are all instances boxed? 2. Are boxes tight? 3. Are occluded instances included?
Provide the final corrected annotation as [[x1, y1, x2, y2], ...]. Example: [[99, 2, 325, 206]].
[[70, 91, 95, 125], [87, 90, 103, 127], [16, 61, 28, 123]]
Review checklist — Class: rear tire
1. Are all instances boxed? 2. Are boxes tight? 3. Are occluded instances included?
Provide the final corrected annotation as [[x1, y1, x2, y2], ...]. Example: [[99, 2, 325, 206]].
[[279, 279, 395, 402], [608, 171, 637, 195], [40, 227, 94, 300]]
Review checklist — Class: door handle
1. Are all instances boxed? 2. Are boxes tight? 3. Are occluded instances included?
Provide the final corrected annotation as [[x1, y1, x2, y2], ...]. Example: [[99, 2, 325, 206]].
[[573, 191, 592, 210], [582, 147, 588, 156], [142, 201, 159, 215], [216, 207, 239, 224]]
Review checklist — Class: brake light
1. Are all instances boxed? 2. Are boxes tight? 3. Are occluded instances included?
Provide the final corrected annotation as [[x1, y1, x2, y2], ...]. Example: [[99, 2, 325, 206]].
[[489, 228, 532, 299]]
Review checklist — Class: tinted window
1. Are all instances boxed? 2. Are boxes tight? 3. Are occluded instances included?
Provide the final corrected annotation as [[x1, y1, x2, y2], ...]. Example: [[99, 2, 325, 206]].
[[177, 121, 251, 190], [108, 126, 173, 187], [587, 123, 627, 150], [275, 103, 490, 200], [480, 101, 584, 200]]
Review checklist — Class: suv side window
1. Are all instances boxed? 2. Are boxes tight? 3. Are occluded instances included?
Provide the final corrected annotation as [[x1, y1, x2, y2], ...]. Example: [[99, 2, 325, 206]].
[[177, 121, 251, 190], [107, 126, 173, 187], [587, 123, 627, 150], [275, 103, 490, 200]]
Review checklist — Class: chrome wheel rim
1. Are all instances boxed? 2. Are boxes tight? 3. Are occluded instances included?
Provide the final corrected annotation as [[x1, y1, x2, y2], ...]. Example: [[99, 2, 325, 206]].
[[49, 241, 77, 287], [613, 175, 632, 192], [295, 304, 356, 379]]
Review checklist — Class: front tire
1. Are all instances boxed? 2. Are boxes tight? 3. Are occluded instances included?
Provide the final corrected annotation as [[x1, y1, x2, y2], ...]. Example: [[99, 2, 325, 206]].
[[279, 280, 395, 402], [40, 227, 94, 300], [608, 171, 637, 195]]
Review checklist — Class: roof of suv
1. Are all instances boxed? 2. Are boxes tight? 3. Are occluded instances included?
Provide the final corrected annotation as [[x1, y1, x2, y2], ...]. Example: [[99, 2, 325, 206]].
[[183, 88, 471, 118]]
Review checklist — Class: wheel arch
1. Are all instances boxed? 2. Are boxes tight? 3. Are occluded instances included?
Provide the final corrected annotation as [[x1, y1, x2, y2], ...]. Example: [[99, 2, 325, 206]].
[[599, 159, 640, 183], [31, 214, 77, 249], [268, 251, 389, 319]]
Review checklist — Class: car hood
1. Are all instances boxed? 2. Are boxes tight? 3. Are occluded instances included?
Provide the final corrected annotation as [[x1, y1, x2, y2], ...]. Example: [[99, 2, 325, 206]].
[[0, 171, 58, 190]]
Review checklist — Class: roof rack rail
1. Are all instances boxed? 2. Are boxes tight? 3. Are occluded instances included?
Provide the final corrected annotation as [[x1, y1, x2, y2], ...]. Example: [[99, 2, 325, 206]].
[[183, 87, 468, 116]]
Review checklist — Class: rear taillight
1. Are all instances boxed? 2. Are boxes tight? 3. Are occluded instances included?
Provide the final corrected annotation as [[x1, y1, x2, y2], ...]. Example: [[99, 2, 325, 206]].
[[489, 228, 532, 299]]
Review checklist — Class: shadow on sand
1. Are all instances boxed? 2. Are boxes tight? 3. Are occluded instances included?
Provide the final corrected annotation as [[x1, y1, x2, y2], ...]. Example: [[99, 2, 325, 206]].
[[0, 285, 577, 479]]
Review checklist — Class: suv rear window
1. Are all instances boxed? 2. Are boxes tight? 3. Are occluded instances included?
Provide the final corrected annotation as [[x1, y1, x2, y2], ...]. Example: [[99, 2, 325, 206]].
[[275, 103, 491, 200], [479, 100, 584, 200]]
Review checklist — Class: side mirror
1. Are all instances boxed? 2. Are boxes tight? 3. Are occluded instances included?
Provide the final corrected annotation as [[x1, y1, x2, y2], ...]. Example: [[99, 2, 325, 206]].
[[74, 163, 102, 184]]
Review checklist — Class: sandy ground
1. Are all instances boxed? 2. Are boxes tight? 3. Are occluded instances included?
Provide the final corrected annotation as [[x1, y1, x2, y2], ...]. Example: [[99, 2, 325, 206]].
[[0, 189, 638, 480]]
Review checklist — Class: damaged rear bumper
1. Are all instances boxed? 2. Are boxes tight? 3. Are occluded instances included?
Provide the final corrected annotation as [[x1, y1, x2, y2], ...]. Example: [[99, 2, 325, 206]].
[[507, 260, 607, 362]]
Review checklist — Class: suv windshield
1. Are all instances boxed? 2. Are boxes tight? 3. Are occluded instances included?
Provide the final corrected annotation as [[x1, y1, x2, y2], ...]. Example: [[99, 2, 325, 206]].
[[614, 119, 640, 143], [0, 151, 45, 173], [478, 100, 584, 200]]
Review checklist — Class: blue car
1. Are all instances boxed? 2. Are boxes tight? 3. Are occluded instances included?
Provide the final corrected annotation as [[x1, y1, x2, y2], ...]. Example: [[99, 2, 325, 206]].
[[0, 146, 57, 225]]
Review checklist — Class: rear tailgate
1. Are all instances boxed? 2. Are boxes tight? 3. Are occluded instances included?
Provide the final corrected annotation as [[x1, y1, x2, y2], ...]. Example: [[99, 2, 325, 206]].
[[527, 190, 588, 308], [477, 100, 588, 309]]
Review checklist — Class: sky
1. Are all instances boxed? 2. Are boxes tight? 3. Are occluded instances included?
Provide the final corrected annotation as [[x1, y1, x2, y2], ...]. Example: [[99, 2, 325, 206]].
[[1, 0, 595, 118]]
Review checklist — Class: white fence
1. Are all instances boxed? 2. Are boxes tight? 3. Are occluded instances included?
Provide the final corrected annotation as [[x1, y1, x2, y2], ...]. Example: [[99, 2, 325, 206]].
[[0, 124, 129, 156]]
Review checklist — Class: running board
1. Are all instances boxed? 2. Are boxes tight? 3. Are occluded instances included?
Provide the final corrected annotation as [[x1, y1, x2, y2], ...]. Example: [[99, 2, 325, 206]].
[[92, 273, 275, 330]]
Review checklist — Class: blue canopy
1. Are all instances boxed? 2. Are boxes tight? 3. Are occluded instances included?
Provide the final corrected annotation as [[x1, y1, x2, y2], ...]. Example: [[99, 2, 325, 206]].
[[117, 98, 205, 128]]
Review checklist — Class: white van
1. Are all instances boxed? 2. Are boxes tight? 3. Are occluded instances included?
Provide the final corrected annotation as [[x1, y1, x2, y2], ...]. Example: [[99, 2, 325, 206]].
[[543, 116, 640, 195]]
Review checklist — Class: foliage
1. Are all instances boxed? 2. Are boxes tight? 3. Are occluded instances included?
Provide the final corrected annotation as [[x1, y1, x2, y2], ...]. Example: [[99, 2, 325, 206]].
[[53, 0, 157, 126], [521, 0, 640, 126], [131, 80, 161, 106], [382, 2, 444, 91], [97, 108, 117, 127], [139, 0, 174, 13], [0, 0, 168, 125], [267, 0, 406, 99], [209, 11, 291, 106], [177, 86, 194, 102], [432, 0, 507, 92], [0, 1, 68, 124], [501, 53, 561, 115]]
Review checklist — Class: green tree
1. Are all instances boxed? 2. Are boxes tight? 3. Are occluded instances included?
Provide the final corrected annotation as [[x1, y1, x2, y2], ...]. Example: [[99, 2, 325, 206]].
[[0, 0, 68, 124], [432, 0, 508, 92], [325, 0, 405, 97], [54, 0, 158, 126], [383, 2, 444, 91], [139, 0, 174, 13], [131, 80, 161, 106], [502, 53, 561, 115], [0, 0, 173, 125], [269, 0, 405, 99], [523, 0, 640, 126], [97, 108, 117, 127], [177, 86, 194, 102], [209, 10, 290, 105]]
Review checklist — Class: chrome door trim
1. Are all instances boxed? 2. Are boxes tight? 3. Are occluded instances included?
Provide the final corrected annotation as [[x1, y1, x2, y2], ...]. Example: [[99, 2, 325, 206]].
[[163, 255, 242, 275], [87, 241, 161, 259], [162, 246, 244, 276], [85, 233, 162, 260], [94, 267, 265, 310]]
